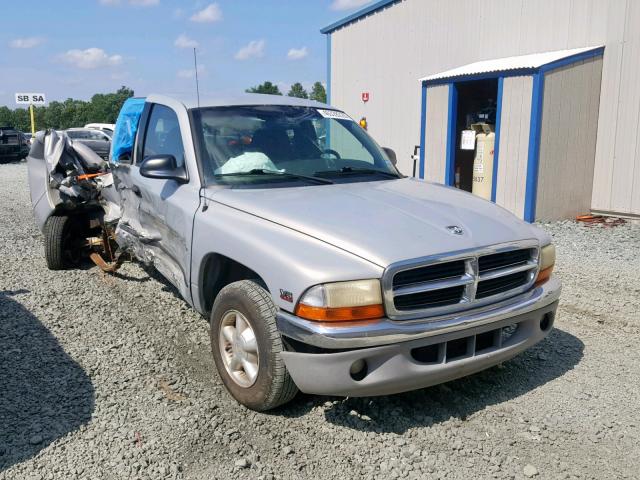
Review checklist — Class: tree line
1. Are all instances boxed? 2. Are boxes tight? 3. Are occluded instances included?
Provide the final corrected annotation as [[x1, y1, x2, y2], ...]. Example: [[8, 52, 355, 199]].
[[0, 86, 134, 132], [0, 81, 327, 133], [246, 81, 326, 102]]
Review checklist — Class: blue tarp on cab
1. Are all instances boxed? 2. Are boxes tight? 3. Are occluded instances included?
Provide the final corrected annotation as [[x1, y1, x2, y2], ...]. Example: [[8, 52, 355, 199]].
[[110, 97, 146, 163]]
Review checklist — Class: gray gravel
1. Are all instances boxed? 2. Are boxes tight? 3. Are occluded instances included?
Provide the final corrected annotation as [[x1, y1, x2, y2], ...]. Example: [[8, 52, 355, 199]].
[[1, 161, 639, 480]]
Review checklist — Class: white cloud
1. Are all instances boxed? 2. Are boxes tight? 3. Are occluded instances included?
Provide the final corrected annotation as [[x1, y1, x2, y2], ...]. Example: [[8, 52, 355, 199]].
[[235, 40, 265, 61], [287, 46, 308, 60], [177, 65, 205, 79], [174, 34, 199, 49], [9, 37, 44, 49], [60, 48, 123, 69], [190, 3, 222, 23], [330, 0, 371, 11]]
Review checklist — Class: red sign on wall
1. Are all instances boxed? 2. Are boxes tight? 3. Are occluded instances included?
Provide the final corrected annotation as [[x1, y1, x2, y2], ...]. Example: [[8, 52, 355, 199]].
[[362, 92, 370, 102]]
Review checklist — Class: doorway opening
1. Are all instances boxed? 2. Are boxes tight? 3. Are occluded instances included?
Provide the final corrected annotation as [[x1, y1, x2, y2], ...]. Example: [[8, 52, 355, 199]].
[[452, 79, 498, 193]]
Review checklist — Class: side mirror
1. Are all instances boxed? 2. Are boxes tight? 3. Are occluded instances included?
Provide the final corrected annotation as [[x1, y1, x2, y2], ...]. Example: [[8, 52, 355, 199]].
[[383, 147, 397, 165], [139, 154, 188, 183]]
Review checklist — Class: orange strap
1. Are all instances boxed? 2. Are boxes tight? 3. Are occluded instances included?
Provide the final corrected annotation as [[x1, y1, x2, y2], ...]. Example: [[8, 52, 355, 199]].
[[77, 172, 108, 181]]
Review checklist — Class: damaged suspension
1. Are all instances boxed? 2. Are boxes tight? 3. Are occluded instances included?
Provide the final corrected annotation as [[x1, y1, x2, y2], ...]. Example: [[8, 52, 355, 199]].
[[86, 220, 125, 273]]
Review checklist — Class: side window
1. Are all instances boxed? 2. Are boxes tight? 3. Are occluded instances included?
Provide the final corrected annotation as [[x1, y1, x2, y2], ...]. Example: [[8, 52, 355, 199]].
[[89, 130, 106, 141], [142, 104, 185, 167]]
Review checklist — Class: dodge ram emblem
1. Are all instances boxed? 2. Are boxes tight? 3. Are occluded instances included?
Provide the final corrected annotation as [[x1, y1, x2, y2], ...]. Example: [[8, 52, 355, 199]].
[[446, 225, 464, 235]]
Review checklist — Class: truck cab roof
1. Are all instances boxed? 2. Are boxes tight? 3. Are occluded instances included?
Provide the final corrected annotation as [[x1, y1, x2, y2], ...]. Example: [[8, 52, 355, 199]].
[[146, 93, 330, 110]]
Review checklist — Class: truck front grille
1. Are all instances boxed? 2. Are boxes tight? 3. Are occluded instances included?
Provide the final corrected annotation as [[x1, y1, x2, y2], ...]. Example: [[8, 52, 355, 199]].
[[384, 243, 539, 320], [476, 270, 530, 299], [393, 285, 465, 310]]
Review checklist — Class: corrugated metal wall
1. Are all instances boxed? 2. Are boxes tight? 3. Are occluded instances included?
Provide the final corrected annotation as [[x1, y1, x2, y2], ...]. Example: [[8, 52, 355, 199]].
[[329, 0, 640, 216], [536, 58, 604, 221], [494, 76, 533, 218], [423, 85, 449, 184]]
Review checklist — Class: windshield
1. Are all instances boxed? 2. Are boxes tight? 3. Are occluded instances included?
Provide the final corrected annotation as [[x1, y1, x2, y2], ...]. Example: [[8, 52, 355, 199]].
[[191, 105, 400, 186]]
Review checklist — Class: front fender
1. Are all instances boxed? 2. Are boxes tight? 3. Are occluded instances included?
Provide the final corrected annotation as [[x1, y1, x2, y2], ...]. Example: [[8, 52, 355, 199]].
[[190, 201, 384, 314]]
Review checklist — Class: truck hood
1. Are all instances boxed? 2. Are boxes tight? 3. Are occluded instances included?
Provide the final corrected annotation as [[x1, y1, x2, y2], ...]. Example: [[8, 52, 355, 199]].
[[204, 178, 544, 267]]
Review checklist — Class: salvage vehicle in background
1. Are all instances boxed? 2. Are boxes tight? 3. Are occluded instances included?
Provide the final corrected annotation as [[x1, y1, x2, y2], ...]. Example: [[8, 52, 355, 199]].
[[1, 126, 30, 163], [85, 123, 115, 136], [27, 94, 560, 411], [65, 128, 111, 161]]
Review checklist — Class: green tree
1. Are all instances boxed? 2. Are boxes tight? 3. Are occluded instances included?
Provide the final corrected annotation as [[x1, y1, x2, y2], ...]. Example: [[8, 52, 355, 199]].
[[287, 82, 308, 99], [245, 81, 282, 95], [44, 101, 64, 129], [89, 86, 133, 124], [309, 82, 327, 103], [0, 106, 13, 127], [12, 108, 30, 132]]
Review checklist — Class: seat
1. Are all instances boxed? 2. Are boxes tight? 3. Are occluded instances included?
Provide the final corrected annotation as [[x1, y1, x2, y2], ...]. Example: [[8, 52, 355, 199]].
[[249, 127, 293, 163]]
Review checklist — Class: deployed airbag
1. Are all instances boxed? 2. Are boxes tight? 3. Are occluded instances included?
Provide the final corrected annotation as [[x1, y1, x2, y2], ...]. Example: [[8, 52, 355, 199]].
[[214, 152, 282, 174]]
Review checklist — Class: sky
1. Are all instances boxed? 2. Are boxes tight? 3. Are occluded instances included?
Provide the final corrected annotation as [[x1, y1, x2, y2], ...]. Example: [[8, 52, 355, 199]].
[[0, 0, 374, 107]]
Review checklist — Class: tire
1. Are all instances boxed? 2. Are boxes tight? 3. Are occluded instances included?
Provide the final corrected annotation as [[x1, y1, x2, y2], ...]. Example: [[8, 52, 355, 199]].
[[44, 215, 81, 270], [210, 280, 298, 411]]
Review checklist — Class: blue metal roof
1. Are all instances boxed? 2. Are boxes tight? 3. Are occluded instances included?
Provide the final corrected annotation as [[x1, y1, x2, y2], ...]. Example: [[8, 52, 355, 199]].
[[320, 0, 401, 34]]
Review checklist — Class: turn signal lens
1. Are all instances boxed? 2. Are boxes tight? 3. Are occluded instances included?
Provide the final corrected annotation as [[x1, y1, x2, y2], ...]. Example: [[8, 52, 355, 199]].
[[295, 279, 384, 322], [535, 244, 556, 285], [535, 267, 553, 286], [295, 304, 385, 322]]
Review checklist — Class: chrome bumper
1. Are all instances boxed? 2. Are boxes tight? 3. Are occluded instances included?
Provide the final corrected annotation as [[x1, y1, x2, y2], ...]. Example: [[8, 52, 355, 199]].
[[277, 275, 561, 349]]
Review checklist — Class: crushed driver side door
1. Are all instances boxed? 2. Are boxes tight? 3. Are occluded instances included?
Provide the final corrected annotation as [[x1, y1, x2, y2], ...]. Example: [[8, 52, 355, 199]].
[[113, 101, 202, 304]]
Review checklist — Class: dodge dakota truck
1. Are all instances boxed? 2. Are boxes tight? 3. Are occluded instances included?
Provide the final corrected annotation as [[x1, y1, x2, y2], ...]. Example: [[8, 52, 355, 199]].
[[27, 94, 560, 411]]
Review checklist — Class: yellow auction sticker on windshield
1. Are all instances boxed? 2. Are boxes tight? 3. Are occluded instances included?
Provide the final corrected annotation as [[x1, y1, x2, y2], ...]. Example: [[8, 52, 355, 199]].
[[316, 109, 353, 121]]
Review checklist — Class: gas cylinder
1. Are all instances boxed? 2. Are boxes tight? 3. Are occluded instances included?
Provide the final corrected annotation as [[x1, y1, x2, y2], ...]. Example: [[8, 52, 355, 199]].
[[471, 124, 495, 200]]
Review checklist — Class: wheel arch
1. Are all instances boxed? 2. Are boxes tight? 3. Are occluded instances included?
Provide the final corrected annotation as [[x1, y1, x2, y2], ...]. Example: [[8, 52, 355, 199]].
[[198, 253, 270, 315]]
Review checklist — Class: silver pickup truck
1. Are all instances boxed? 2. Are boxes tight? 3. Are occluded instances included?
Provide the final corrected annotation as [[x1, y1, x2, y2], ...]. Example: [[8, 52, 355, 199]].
[[27, 94, 560, 411]]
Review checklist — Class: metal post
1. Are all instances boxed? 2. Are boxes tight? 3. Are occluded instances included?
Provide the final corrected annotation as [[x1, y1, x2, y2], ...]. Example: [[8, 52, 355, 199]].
[[29, 104, 35, 134]]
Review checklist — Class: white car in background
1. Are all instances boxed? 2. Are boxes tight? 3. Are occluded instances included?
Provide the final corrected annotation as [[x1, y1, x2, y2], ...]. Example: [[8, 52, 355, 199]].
[[84, 123, 115, 137]]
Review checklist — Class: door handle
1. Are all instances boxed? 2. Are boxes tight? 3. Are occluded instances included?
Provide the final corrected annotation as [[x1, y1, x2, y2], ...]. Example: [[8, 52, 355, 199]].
[[132, 185, 142, 197]]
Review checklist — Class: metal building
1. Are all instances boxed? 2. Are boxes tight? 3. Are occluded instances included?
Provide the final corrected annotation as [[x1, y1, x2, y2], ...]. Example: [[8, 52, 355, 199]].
[[322, 0, 640, 221]]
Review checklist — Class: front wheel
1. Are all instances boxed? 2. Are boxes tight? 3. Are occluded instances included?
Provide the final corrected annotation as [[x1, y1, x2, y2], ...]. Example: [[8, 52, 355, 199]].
[[210, 280, 298, 411], [44, 215, 83, 270]]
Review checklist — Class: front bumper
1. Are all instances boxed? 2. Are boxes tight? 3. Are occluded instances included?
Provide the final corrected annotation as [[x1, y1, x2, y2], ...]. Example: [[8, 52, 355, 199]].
[[280, 299, 558, 397]]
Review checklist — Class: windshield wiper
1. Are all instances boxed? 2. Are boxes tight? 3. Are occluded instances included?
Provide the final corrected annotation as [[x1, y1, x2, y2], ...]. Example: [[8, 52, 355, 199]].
[[314, 167, 400, 178], [214, 169, 333, 185]]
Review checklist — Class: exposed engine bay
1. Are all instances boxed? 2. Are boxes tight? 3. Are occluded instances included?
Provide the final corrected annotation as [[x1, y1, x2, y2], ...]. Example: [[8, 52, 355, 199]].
[[35, 129, 124, 272]]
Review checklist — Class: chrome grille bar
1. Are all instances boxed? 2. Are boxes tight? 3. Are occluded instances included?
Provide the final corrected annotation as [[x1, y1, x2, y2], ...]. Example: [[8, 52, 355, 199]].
[[393, 273, 474, 297], [382, 240, 540, 321], [479, 261, 537, 281]]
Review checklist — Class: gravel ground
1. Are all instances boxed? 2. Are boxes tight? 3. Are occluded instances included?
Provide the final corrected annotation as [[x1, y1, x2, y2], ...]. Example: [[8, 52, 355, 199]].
[[1, 161, 639, 480]]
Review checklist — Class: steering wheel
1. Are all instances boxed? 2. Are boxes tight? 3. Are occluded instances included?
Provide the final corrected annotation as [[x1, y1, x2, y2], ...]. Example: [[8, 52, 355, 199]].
[[321, 149, 341, 169], [321, 149, 341, 159]]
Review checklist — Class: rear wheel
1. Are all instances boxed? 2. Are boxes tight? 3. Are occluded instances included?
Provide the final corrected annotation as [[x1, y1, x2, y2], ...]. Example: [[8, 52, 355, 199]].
[[210, 280, 298, 411], [44, 215, 83, 270]]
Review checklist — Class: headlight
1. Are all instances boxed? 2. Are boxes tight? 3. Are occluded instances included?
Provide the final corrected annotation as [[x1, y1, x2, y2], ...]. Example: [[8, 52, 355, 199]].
[[535, 244, 556, 285], [295, 279, 384, 322]]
